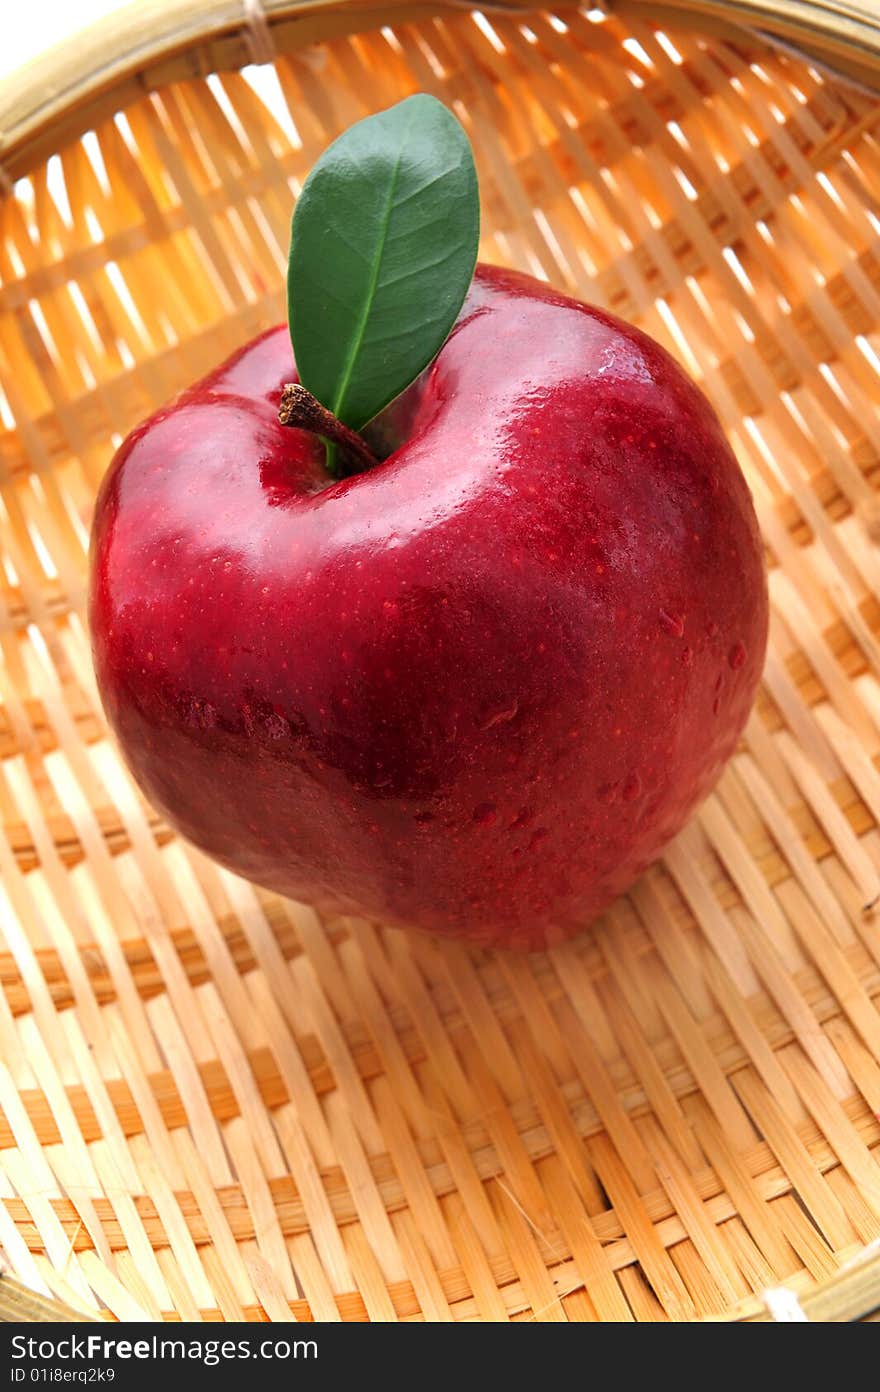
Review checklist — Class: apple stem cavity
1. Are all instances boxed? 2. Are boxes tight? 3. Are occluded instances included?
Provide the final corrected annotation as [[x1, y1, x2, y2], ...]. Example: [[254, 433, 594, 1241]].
[[278, 382, 380, 477]]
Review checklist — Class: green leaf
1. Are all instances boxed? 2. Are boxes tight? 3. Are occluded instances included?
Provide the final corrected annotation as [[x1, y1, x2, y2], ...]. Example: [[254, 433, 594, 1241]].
[[287, 94, 479, 434]]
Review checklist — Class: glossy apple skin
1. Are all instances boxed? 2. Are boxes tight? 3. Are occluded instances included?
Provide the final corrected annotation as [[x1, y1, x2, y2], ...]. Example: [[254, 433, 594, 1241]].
[[90, 265, 767, 949]]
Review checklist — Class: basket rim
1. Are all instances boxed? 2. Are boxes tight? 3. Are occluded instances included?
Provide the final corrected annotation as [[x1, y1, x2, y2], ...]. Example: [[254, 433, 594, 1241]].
[[0, 0, 878, 184]]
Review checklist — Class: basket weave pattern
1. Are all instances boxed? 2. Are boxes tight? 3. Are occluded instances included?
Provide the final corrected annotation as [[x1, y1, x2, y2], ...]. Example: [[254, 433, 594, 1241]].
[[0, 5, 880, 1321]]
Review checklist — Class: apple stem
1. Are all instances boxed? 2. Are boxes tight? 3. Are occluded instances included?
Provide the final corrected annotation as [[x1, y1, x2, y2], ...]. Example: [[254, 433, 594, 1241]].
[[278, 383, 379, 477]]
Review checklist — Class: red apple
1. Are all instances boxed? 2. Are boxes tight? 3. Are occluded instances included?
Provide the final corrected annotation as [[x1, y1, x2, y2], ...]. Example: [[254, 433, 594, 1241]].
[[89, 266, 767, 949]]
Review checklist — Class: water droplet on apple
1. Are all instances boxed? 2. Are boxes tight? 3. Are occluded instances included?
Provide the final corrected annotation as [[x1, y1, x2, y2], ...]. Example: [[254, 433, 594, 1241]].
[[682, 646, 693, 666], [706, 620, 719, 638], [659, 608, 685, 637], [729, 640, 747, 669], [479, 699, 519, 731], [473, 802, 497, 826], [597, 782, 618, 805], [623, 772, 642, 802], [509, 808, 533, 830]]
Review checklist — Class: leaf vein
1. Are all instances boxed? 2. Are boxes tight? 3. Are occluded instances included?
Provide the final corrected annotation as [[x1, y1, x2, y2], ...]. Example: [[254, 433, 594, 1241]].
[[330, 115, 415, 422]]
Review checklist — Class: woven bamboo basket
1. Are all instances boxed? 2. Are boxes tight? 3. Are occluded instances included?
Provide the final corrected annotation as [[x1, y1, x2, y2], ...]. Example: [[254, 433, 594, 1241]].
[[0, 0, 879, 1326]]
